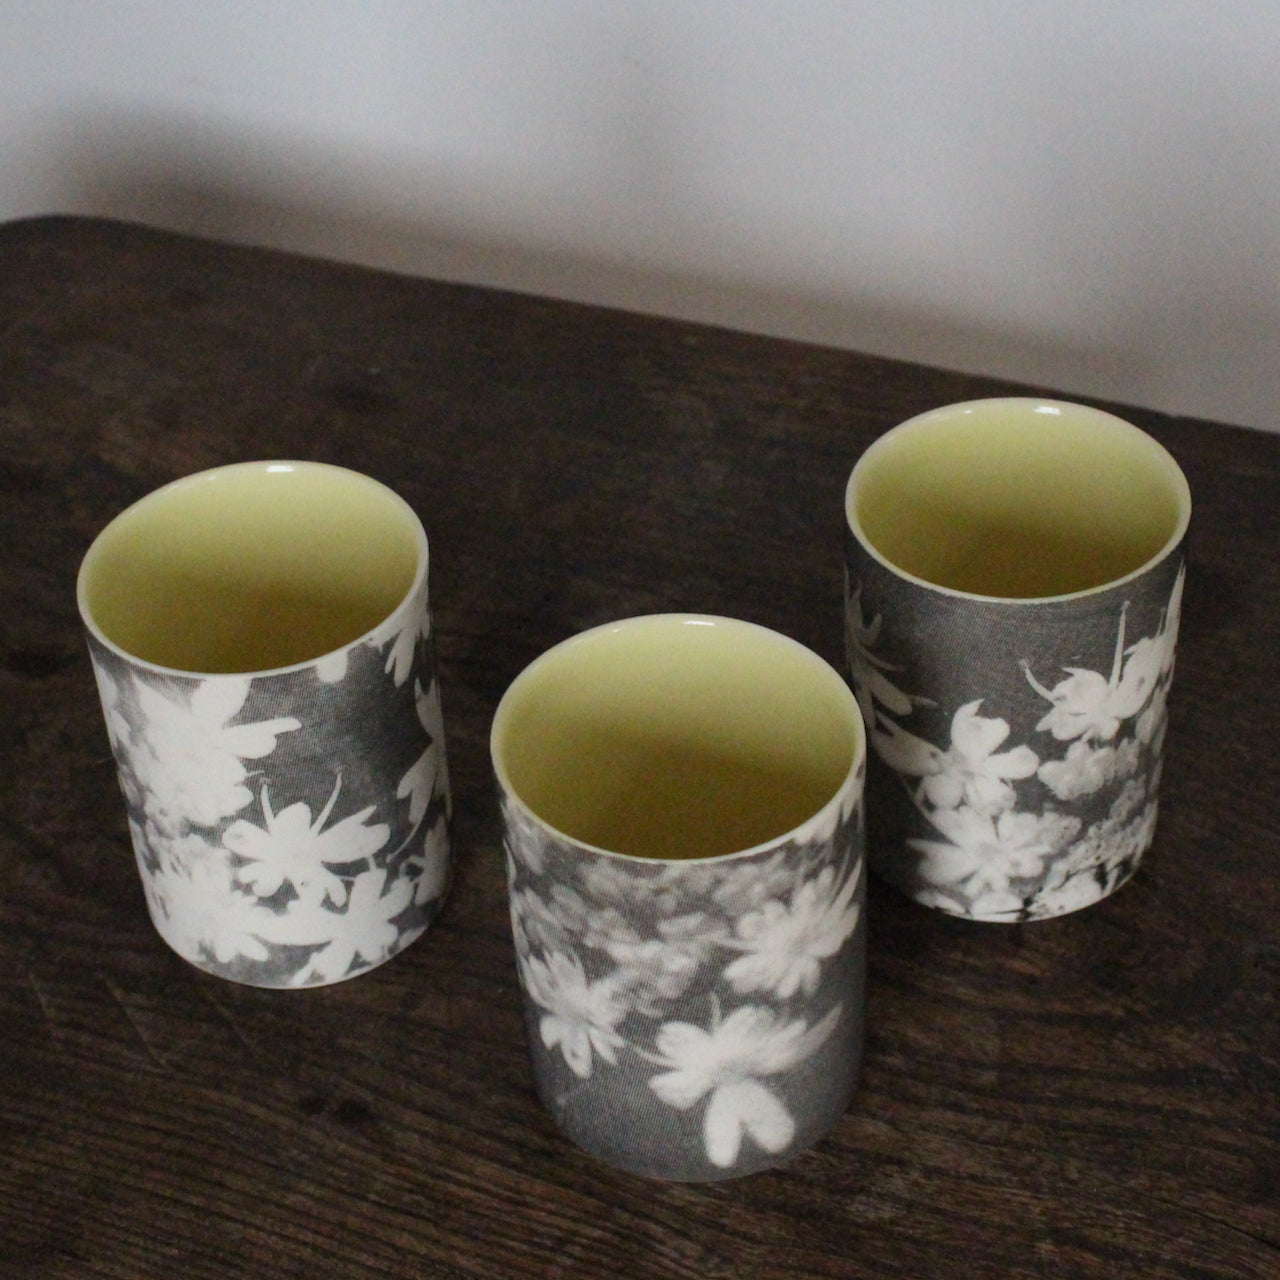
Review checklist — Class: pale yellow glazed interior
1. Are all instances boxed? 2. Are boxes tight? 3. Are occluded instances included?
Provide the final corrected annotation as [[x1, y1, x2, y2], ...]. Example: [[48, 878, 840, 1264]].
[[848, 399, 1191, 598], [78, 461, 423, 673], [492, 615, 864, 860]]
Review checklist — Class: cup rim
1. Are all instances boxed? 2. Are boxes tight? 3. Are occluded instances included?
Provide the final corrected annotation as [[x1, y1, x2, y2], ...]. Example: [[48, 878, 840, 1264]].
[[76, 459, 430, 679], [491, 612, 867, 865], [845, 397, 1192, 604]]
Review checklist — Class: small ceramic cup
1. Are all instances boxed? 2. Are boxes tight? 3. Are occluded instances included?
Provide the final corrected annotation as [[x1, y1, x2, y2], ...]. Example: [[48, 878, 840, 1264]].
[[844, 398, 1190, 922], [77, 460, 451, 987], [491, 614, 867, 1180]]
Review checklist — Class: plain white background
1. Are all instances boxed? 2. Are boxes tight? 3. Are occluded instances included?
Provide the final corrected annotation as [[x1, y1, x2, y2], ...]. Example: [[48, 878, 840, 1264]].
[[3, 1, 1278, 431]]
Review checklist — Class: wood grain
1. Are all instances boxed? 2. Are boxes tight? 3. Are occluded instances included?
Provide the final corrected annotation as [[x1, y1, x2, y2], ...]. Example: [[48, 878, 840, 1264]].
[[1, 216, 1276, 1279]]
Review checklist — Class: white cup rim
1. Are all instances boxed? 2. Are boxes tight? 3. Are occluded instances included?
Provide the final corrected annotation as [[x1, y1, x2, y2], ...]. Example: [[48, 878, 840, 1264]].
[[76, 459, 429, 679], [845, 398, 1191, 604], [491, 613, 867, 865]]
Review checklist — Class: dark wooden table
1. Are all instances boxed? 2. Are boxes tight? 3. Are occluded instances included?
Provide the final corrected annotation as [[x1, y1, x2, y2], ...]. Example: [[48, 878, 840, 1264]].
[[1, 216, 1277, 1280]]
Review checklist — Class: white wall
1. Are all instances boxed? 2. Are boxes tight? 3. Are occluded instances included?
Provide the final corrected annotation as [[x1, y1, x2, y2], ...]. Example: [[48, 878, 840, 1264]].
[[4, 1, 1279, 431]]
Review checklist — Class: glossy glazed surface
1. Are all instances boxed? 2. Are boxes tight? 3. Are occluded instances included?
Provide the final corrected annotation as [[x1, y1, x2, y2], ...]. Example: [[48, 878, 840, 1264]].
[[78, 461, 422, 673], [848, 399, 1191, 598], [493, 615, 863, 859]]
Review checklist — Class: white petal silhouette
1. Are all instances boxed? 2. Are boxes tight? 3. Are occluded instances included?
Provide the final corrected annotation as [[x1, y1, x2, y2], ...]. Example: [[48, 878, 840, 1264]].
[[704, 1079, 795, 1168]]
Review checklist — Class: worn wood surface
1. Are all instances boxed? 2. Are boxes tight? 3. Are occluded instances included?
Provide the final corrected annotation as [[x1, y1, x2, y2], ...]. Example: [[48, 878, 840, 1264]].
[[1, 216, 1277, 1280]]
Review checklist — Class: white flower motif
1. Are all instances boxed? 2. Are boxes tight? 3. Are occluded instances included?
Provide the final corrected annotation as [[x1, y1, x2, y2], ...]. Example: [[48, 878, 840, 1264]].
[[1113, 638, 1164, 723], [648, 860, 736, 917], [409, 814, 451, 908], [1108, 776, 1150, 825], [910, 805, 1080, 902], [1023, 589, 1175, 745], [131, 677, 300, 831], [1038, 737, 1141, 801], [913, 884, 967, 915], [573, 856, 718, 920], [1135, 678, 1170, 750], [965, 887, 1031, 919], [845, 580, 913, 728], [657, 911, 722, 948], [605, 934, 704, 1014], [648, 1003, 841, 1169], [290, 867, 414, 984], [384, 597, 431, 687], [722, 861, 862, 999], [710, 850, 797, 918], [876, 701, 1039, 816], [222, 776, 388, 906], [517, 949, 627, 1080], [502, 794, 553, 876], [510, 886, 576, 956], [1041, 785, 1155, 903], [1158, 565, 1184, 679], [313, 648, 349, 683], [142, 837, 274, 965], [1027, 871, 1101, 919], [581, 905, 642, 953], [397, 679, 445, 827], [549, 884, 592, 933], [575, 856, 671, 908], [147, 825, 219, 876]]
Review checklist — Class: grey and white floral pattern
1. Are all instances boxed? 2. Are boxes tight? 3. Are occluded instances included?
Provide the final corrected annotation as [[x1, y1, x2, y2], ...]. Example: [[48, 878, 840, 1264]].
[[845, 549, 1184, 921], [89, 579, 451, 986], [501, 769, 866, 1181]]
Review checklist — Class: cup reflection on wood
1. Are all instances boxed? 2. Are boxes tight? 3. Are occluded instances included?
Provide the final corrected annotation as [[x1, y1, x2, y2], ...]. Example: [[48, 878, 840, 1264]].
[[77, 460, 452, 987], [844, 398, 1190, 922], [492, 614, 867, 1180]]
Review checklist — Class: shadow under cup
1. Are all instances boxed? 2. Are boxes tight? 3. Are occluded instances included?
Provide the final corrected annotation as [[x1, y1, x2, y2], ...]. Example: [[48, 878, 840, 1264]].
[[844, 398, 1191, 922], [77, 461, 452, 987], [492, 614, 867, 1180]]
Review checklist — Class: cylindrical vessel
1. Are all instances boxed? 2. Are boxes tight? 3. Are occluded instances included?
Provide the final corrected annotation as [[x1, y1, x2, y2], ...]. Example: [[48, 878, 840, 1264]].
[[844, 398, 1190, 921], [78, 460, 451, 986], [492, 614, 866, 1179]]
